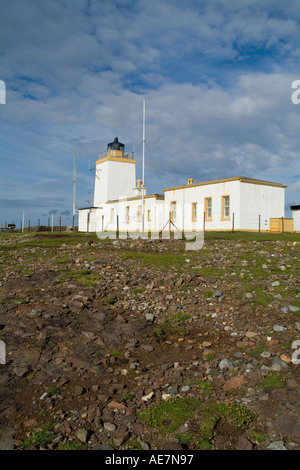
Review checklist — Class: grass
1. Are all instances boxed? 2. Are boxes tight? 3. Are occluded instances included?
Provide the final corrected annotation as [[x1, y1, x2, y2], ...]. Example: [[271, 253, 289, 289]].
[[153, 313, 191, 339], [139, 397, 256, 443], [22, 422, 56, 449], [260, 372, 286, 389], [59, 441, 86, 450]]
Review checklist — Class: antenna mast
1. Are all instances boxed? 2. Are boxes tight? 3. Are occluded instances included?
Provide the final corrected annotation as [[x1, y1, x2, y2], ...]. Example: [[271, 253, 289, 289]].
[[73, 152, 77, 230], [142, 98, 146, 237]]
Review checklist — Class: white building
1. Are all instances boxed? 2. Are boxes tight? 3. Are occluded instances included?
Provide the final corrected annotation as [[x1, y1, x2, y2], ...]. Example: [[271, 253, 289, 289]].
[[291, 205, 300, 232], [78, 137, 287, 235]]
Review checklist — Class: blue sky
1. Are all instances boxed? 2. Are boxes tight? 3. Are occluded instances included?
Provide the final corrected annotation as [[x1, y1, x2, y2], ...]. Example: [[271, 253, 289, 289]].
[[1, 0, 300, 227]]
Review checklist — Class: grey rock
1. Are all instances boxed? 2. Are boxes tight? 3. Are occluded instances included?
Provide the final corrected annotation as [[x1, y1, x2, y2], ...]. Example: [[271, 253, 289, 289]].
[[218, 359, 233, 371], [104, 422, 116, 432], [273, 325, 286, 332], [145, 313, 154, 322], [0, 438, 14, 450], [271, 356, 288, 371], [267, 441, 287, 450], [214, 290, 223, 297], [289, 305, 299, 313]]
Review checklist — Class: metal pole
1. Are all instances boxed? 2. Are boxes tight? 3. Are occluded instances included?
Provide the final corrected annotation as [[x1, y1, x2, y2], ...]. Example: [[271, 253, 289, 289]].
[[22, 209, 25, 233], [142, 99, 146, 238], [73, 152, 76, 231]]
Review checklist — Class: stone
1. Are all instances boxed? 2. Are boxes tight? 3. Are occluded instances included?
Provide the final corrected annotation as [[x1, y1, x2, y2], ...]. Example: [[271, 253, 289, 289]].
[[218, 359, 233, 371], [280, 354, 292, 364], [223, 376, 246, 391], [181, 385, 191, 393], [145, 313, 154, 322], [260, 351, 271, 358], [104, 422, 116, 432], [141, 391, 154, 401], [245, 331, 257, 338], [271, 356, 288, 371], [267, 441, 287, 450], [214, 290, 223, 297], [76, 428, 88, 443], [273, 325, 286, 332], [235, 436, 253, 450], [245, 293, 253, 299], [289, 305, 299, 313]]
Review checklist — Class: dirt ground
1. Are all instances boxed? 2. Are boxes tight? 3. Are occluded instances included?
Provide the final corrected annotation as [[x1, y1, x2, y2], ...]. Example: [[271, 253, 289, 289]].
[[0, 231, 300, 451]]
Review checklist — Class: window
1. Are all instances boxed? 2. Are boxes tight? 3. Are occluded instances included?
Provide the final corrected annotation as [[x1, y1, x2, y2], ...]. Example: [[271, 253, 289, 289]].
[[125, 206, 130, 224], [191, 202, 197, 222], [221, 195, 230, 220], [205, 197, 212, 221], [110, 208, 114, 224], [147, 209, 151, 222], [170, 201, 177, 222], [137, 205, 142, 222]]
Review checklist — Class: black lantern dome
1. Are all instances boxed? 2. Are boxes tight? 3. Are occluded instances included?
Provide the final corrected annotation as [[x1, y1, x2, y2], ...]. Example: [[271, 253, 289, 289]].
[[107, 137, 125, 151]]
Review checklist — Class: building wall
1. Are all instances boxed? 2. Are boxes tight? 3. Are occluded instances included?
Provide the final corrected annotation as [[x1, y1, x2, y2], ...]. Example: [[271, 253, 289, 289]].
[[103, 197, 165, 236], [292, 210, 300, 232], [239, 183, 285, 231], [78, 208, 104, 233], [93, 159, 136, 207], [164, 180, 241, 231]]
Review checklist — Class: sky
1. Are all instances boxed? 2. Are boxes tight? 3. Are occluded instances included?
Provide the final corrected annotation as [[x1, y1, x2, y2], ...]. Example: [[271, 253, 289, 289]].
[[1, 0, 300, 228]]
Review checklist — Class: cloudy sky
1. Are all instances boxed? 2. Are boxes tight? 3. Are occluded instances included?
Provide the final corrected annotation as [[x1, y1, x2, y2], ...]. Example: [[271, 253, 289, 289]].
[[1, 0, 300, 227]]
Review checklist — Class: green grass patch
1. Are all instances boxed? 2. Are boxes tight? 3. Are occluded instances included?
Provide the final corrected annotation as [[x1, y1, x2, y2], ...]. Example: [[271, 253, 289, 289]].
[[139, 398, 256, 439], [139, 398, 202, 434], [59, 441, 87, 450], [260, 372, 286, 389]]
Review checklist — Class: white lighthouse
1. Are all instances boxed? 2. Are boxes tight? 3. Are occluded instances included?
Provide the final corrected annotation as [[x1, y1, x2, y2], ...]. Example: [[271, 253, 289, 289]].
[[78, 137, 139, 232], [93, 137, 137, 206]]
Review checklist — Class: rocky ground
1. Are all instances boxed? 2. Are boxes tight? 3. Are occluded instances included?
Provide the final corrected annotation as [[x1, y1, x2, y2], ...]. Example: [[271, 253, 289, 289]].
[[0, 231, 300, 451]]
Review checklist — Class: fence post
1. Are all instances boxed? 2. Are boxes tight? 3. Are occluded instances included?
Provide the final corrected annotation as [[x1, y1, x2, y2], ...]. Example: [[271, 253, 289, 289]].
[[203, 211, 206, 234], [232, 212, 235, 232], [259, 214, 261, 232], [282, 216, 284, 233]]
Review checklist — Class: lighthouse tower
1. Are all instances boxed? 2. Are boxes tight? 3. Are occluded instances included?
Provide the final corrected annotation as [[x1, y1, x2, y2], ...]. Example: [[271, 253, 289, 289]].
[[93, 137, 137, 206]]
